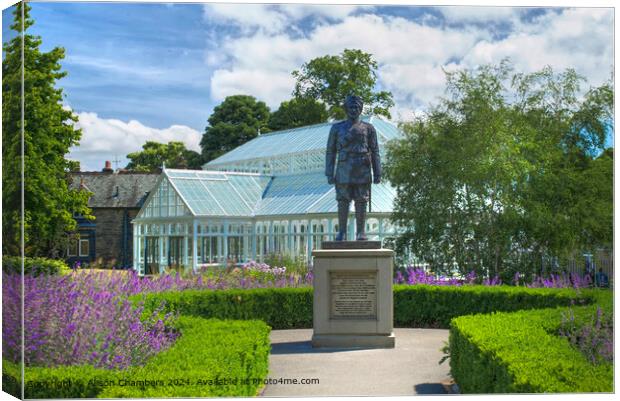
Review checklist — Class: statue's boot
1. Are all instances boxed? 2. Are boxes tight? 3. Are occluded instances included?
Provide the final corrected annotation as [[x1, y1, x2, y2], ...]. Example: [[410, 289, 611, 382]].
[[355, 200, 368, 241], [335, 200, 349, 241]]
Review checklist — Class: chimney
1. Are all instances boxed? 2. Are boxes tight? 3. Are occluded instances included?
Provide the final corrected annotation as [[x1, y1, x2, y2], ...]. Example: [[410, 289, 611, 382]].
[[102, 160, 113, 173]]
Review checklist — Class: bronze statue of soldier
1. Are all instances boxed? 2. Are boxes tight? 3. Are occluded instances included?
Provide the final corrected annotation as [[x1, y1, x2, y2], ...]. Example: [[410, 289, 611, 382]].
[[325, 95, 381, 241]]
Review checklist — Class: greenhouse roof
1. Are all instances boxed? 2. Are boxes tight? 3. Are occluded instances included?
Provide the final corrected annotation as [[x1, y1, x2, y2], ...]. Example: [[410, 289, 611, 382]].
[[205, 116, 401, 167], [254, 172, 396, 216], [164, 169, 270, 217], [161, 169, 395, 218]]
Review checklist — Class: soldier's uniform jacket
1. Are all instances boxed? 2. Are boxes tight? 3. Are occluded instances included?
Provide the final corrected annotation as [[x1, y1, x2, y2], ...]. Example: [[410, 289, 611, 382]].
[[325, 120, 381, 184]]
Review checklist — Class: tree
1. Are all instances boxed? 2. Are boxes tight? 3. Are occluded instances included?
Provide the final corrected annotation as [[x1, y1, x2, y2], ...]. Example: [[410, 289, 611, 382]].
[[126, 141, 203, 172], [384, 60, 612, 281], [2, 2, 92, 257], [268, 97, 328, 131], [292, 49, 394, 120], [200, 95, 270, 163]]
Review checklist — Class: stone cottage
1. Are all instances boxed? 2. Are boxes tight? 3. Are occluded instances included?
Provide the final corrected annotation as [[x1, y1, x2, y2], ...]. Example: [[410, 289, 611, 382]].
[[68, 161, 159, 267]]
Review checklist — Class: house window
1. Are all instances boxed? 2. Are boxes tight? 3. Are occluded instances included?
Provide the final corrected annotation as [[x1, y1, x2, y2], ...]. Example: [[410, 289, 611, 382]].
[[68, 240, 78, 256], [79, 239, 90, 257]]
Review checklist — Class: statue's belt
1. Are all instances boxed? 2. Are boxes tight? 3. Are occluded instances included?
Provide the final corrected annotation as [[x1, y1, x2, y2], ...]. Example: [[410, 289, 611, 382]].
[[337, 151, 370, 161]]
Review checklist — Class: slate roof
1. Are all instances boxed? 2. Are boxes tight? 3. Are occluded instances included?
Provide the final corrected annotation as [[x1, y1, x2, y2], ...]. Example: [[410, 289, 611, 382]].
[[70, 171, 160, 208]]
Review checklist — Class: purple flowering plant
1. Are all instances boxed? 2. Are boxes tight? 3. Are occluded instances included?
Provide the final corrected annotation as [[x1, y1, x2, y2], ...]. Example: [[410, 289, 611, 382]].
[[394, 265, 595, 289], [558, 305, 613, 365], [394, 266, 502, 286], [2, 263, 314, 370], [2, 272, 179, 370]]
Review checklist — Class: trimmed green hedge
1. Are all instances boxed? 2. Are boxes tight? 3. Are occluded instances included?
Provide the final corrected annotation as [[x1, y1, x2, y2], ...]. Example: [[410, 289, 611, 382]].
[[2, 360, 21, 398], [137, 287, 314, 329], [393, 284, 594, 328], [136, 285, 593, 329], [449, 298, 613, 393], [2, 316, 270, 398], [2, 256, 71, 276]]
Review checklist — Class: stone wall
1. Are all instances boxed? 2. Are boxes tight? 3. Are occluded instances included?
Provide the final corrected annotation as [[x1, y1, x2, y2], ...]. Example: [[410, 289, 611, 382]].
[[91, 208, 139, 267]]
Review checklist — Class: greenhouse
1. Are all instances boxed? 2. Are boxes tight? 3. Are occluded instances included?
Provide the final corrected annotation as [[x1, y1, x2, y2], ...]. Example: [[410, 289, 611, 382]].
[[132, 116, 401, 275]]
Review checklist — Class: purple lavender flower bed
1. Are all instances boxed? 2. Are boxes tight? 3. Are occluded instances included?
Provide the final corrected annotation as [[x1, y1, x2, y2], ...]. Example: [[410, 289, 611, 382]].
[[395, 266, 594, 289], [559, 306, 613, 365], [2, 272, 179, 370], [2, 262, 312, 370], [395, 267, 501, 286]]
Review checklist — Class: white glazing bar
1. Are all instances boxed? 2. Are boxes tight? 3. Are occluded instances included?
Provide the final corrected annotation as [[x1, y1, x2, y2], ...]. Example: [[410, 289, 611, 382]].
[[223, 220, 229, 264], [287, 220, 293, 255], [136, 228, 142, 275], [192, 219, 198, 271], [158, 233, 164, 274], [183, 227, 189, 268], [268, 220, 274, 255], [251, 223, 257, 261], [348, 215, 355, 241], [327, 218, 333, 241], [308, 219, 314, 256], [133, 224, 138, 272]]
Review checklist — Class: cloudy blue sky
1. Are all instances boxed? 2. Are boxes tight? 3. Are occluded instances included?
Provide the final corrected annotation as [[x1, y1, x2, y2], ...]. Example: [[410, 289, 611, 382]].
[[1, 1, 614, 171]]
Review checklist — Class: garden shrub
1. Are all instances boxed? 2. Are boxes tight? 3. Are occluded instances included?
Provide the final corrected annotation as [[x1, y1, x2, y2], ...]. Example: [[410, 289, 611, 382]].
[[393, 284, 594, 328], [99, 317, 270, 398], [2, 256, 71, 276], [2, 316, 271, 398], [137, 287, 314, 329], [137, 285, 593, 329], [449, 298, 613, 393], [3, 359, 117, 399], [2, 360, 21, 398]]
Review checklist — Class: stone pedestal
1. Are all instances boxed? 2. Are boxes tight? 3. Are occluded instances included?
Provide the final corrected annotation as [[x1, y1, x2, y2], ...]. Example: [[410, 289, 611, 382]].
[[311, 242, 395, 348]]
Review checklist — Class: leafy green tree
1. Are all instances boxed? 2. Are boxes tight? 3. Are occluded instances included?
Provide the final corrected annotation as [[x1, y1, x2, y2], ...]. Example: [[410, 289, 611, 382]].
[[126, 141, 203, 172], [2, 2, 92, 257], [292, 49, 394, 120], [384, 60, 612, 280], [268, 97, 328, 131], [200, 95, 270, 163]]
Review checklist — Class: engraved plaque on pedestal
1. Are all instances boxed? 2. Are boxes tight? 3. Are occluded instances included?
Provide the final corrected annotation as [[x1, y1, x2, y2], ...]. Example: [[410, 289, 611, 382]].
[[330, 271, 377, 320], [311, 248, 395, 348]]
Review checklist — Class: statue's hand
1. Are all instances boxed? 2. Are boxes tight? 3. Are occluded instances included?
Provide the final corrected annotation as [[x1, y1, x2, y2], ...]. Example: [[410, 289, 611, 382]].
[[327, 175, 335, 185], [373, 175, 381, 184]]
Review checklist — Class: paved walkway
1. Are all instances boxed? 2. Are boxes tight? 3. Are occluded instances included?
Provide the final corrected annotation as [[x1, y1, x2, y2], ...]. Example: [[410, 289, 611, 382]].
[[262, 328, 452, 397]]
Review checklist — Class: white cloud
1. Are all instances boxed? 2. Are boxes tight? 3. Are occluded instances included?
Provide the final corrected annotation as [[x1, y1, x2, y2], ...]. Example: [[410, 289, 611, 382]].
[[209, 14, 483, 109], [207, 7, 613, 120], [461, 8, 614, 88], [210, 68, 296, 108], [68, 112, 202, 172], [436, 6, 522, 23], [204, 4, 288, 34], [203, 3, 367, 35], [279, 4, 370, 21]]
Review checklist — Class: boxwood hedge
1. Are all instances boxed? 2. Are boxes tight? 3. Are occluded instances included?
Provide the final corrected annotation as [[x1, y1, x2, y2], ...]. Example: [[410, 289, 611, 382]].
[[137, 287, 314, 329], [2, 316, 270, 398], [136, 285, 593, 329], [449, 296, 613, 393]]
